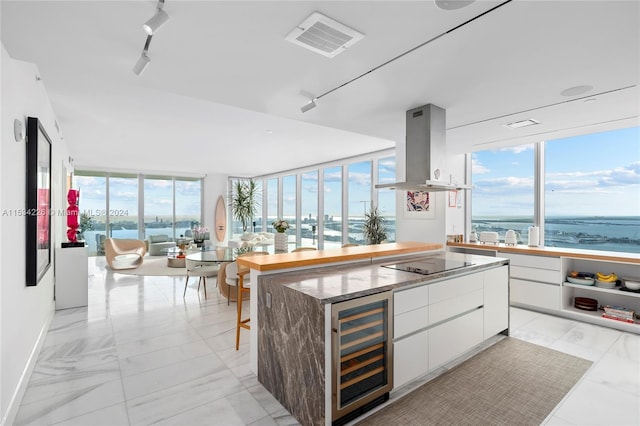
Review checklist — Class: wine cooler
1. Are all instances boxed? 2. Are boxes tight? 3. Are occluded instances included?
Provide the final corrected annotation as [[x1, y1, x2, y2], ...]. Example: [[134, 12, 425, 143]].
[[331, 291, 393, 424]]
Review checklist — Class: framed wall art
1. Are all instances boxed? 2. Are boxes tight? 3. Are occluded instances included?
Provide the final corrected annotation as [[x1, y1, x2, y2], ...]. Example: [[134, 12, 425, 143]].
[[26, 117, 52, 286], [402, 190, 435, 219]]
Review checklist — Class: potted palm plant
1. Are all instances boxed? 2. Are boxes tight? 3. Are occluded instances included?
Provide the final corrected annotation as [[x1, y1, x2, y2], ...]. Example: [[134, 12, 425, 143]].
[[231, 179, 259, 233], [362, 204, 388, 245]]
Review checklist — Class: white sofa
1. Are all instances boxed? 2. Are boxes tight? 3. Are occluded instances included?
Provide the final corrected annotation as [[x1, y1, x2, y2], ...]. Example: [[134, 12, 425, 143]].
[[147, 234, 176, 256], [227, 232, 274, 249]]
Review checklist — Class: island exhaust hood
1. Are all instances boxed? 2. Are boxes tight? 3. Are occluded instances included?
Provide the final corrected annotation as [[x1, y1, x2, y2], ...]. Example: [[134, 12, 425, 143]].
[[375, 104, 471, 191]]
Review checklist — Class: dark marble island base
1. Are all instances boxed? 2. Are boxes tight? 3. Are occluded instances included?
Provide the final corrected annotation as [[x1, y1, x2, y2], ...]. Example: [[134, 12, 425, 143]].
[[258, 279, 326, 425]]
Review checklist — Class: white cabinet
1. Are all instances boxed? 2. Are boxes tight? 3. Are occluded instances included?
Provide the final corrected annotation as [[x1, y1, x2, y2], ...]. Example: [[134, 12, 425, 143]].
[[505, 253, 561, 311], [393, 331, 428, 389], [484, 266, 509, 339], [393, 284, 430, 388], [449, 244, 640, 334], [55, 246, 88, 310], [392, 265, 509, 389], [428, 309, 483, 371]]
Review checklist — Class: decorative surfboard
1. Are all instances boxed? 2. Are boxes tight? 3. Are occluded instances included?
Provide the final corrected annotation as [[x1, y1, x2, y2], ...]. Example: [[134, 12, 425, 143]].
[[215, 195, 226, 242]]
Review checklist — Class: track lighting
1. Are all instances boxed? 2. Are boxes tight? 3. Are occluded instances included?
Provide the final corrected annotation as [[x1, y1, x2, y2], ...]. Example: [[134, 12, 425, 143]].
[[143, 8, 169, 35], [133, 35, 152, 76], [133, 54, 151, 75], [300, 99, 317, 113]]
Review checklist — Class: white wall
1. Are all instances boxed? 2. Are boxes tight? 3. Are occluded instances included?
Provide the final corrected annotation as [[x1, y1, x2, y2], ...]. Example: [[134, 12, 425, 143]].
[[0, 44, 70, 425]]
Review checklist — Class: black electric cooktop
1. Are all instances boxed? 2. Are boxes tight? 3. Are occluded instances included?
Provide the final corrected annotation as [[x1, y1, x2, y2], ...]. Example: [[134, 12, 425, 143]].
[[382, 258, 474, 276]]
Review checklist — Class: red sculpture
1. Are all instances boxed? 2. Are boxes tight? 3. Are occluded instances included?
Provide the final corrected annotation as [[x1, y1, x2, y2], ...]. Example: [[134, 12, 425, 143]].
[[66, 189, 80, 242]]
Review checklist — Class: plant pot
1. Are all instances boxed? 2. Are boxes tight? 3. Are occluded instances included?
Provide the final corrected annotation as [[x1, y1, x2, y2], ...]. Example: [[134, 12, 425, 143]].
[[274, 232, 287, 252]]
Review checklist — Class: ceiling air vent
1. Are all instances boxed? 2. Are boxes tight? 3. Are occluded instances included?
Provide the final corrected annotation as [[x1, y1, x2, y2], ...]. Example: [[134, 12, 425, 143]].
[[285, 12, 364, 58]]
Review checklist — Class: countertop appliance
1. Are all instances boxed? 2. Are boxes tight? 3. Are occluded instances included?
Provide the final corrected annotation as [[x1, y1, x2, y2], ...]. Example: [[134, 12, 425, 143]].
[[382, 258, 474, 275], [479, 231, 500, 245], [505, 230, 518, 246]]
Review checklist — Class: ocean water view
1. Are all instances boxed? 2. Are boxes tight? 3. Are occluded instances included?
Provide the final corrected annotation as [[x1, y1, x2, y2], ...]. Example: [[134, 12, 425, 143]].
[[81, 216, 638, 255], [473, 216, 640, 254]]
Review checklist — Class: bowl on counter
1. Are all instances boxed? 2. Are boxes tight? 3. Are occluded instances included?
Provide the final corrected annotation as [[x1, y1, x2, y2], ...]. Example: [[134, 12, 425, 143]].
[[622, 277, 640, 291]]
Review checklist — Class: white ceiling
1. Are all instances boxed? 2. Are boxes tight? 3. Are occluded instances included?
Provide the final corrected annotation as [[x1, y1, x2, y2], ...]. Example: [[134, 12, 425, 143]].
[[1, 0, 639, 177]]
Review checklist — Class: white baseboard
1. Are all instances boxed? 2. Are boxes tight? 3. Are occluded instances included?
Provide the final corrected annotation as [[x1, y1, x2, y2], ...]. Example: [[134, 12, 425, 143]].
[[1, 301, 55, 426]]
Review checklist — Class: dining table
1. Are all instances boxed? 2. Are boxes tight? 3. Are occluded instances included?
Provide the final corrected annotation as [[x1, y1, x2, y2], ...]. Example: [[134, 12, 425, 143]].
[[185, 246, 273, 264]]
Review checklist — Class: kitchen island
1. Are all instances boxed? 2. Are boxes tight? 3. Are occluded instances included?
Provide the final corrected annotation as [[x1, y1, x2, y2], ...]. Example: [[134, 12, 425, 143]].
[[247, 250, 509, 426], [238, 242, 443, 375]]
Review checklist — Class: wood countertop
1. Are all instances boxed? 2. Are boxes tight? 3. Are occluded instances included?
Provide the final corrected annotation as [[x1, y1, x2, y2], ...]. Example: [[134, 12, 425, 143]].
[[447, 242, 640, 264], [236, 241, 442, 272]]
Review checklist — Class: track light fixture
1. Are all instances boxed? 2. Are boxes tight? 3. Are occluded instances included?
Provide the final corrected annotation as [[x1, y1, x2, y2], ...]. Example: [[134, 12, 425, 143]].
[[133, 1, 168, 76], [143, 6, 169, 35], [133, 35, 152, 75], [300, 98, 317, 113], [133, 54, 151, 76]]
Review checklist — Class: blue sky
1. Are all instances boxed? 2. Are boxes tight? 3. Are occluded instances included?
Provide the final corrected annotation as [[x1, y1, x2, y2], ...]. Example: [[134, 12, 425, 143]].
[[472, 126, 640, 217]]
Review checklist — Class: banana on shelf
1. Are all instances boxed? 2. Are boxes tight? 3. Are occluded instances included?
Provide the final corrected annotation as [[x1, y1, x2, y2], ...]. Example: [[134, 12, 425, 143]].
[[596, 272, 618, 283]]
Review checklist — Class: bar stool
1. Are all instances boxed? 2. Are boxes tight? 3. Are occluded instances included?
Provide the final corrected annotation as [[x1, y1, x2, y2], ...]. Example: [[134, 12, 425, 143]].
[[233, 251, 268, 350]]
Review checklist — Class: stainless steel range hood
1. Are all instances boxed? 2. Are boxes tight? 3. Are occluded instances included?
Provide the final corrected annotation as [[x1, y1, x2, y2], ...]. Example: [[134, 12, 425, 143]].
[[375, 104, 471, 191]]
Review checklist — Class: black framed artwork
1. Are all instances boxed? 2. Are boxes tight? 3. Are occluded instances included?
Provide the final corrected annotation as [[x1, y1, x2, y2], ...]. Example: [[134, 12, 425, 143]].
[[26, 117, 52, 286]]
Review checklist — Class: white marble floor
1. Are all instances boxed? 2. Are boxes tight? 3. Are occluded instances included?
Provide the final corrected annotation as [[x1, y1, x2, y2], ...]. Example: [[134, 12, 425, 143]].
[[13, 257, 640, 425]]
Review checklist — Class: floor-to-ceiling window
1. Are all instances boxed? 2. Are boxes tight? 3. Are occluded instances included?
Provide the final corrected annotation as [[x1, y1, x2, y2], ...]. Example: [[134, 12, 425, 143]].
[[73, 172, 107, 255], [266, 178, 278, 232], [323, 166, 343, 249], [107, 174, 139, 241], [544, 126, 640, 253], [377, 156, 396, 242], [175, 178, 202, 237], [144, 176, 173, 239], [74, 171, 202, 255], [348, 161, 372, 245], [256, 150, 395, 248], [301, 170, 318, 247], [471, 126, 639, 254], [282, 175, 296, 245], [471, 144, 535, 244]]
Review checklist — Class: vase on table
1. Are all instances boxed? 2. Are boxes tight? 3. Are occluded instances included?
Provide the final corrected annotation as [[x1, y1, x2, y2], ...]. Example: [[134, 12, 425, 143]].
[[274, 232, 287, 252], [194, 239, 204, 248]]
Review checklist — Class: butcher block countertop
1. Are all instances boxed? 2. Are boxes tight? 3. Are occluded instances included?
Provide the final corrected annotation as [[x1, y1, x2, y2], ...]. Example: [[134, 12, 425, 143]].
[[236, 241, 442, 272], [447, 242, 640, 264]]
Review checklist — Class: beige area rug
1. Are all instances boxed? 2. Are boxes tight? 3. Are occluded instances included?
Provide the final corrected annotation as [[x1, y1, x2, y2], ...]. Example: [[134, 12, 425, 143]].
[[109, 256, 190, 277], [357, 338, 592, 426]]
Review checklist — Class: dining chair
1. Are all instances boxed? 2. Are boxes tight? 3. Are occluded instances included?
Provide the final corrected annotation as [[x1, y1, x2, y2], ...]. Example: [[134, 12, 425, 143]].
[[183, 258, 217, 299], [291, 247, 317, 252]]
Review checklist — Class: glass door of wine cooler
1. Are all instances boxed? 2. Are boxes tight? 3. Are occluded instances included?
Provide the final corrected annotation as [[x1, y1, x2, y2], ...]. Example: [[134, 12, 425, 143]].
[[331, 291, 393, 423]]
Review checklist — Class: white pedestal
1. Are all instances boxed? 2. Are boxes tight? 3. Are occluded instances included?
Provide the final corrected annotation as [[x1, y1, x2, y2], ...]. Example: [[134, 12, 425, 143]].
[[55, 246, 89, 310]]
